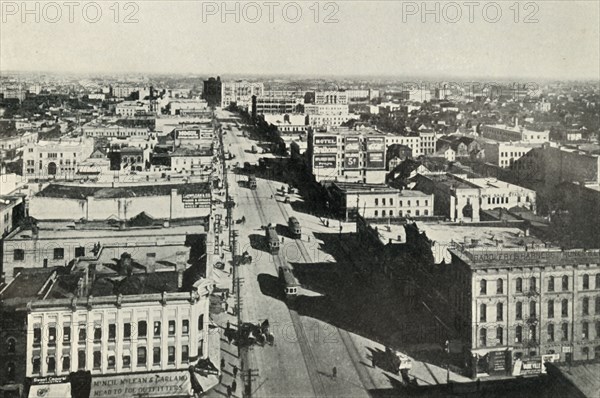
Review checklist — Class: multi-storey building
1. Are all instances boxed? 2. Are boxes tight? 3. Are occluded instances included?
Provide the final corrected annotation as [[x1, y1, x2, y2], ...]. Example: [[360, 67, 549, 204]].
[[250, 95, 303, 115], [82, 124, 150, 138], [307, 127, 388, 183], [314, 91, 349, 105], [220, 81, 264, 109], [385, 135, 422, 158], [202, 77, 222, 107], [115, 101, 151, 117], [419, 131, 437, 156], [304, 104, 351, 127], [481, 142, 539, 168], [21, 137, 95, 179], [481, 121, 549, 144], [0, 131, 38, 152]]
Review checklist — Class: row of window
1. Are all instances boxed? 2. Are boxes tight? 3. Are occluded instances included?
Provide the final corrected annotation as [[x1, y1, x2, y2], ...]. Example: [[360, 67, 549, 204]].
[[479, 274, 600, 295], [373, 198, 429, 207], [480, 322, 600, 347], [14, 247, 87, 261], [32, 316, 203, 346], [32, 344, 192, 374], [36, 152, 78, 158], [479, 298, 600, 323], [373, 209, 430, 217]]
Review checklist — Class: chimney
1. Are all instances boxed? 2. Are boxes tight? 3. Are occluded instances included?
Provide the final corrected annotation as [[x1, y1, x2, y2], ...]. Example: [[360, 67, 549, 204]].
[[146, 253, 156, 273], [176, 251, 187, 289]]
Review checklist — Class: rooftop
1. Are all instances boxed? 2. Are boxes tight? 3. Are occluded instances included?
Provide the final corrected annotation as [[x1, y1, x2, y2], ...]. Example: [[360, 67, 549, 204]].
[[331, 182, 399, 194], [171, 147, 213, 157], [0, 267, 60, 301], [36, 182, 210, 199], [546, 362, 600, 398]]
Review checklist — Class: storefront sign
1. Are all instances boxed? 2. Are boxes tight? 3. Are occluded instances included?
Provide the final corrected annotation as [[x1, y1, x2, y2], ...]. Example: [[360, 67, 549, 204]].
[[344, 156, 359, 169], [182, 193, 211, 208], [314, 136, 337, 147], [90, 371, 191, 398], [177, 130, 200, 139], [314, 155, 336, 168], [471, 250, 600, 263], [32, 376, 69, 385], [488, 351, 509, 375], [520, 359, 542, 375], [366, 152, 385, 169]]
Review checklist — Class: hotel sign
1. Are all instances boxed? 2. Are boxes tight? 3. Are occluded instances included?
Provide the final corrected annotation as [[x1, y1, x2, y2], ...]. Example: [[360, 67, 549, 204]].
[[90, 371, 191, 398], [471, 250, 600, 263], [314, 136, 337, 147]]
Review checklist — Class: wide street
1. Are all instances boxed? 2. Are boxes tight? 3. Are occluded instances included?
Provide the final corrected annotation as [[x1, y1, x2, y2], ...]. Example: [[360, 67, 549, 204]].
[[213, 109, 469, 397]]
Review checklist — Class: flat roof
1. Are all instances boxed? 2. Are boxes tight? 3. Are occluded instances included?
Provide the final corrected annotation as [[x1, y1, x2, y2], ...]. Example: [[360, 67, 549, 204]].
[[368, 223, 406, 245], [0, 267, 59, 300], [547, 362, 600, 398], [331, 182, 399, 193], [36, 182, 210, 199]]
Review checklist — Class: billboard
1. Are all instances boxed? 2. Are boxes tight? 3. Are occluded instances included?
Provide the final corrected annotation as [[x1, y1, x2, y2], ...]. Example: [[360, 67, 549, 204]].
[[366, 137, 385, 152], [366, 152, 385, 169], [177, 130, 200, 139], [314, 155, 336, 168], [344, 156, 359, 169], [314, 135, 337, 147], [344, 136, 360, 152]]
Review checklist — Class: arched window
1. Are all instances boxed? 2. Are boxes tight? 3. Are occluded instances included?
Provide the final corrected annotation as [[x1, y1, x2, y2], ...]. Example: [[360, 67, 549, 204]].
[[530, 301, 537, 317], [548, 276, 555, 292], [582, 322, 589, 340], [583, 297, 589, 316], [548, 300, 554, 318], [6, 362, 15, 381], [497, 303, 504, 321], [596, 297, 600, 315], [480, 279, 487, 295], [496, 327, 504, 345], [516, 278, 523, 293], [547, 324, 555, 342], [596, 274, 600, 289], [561, 323, 569, 341], [562, 299, 569, 317], [480, 304, 487, 322], [497, 278, 503, 294], [528, 325, 537, 341], [515, 326, 523, 343], [479, 328, 487, 346], [562, 275, 569, 291], [583, 274, 590, 290], [529, 277, 537, 292], [516, 301, 523, 320]]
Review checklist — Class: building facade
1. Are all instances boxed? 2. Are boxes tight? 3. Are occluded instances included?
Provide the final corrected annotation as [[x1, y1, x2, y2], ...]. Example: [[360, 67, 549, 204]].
[[220, 81, 264, 109], [22, 138, 95, 180]]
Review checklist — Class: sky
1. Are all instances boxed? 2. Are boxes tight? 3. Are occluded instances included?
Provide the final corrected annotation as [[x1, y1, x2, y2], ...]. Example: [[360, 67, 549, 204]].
[[1, 0, 599, 80]]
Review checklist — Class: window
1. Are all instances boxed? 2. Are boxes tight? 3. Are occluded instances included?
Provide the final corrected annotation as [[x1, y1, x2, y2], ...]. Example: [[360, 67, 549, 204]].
[[548, 300, 554, 318], [33, 357, 41, 373], [583, 297, 589, 316], [47, 356, 56, 373], [583, 322, 589, 340], [374, 210, 378, 217], [182, 320, 189, 335], [168, 346, 176, 364], [375, 198, 378, 206], [78, 351, 86, 370], [596, 274, 600, 289], [515, 326, 523, 343], [92, 325, 103, 342], [497, 303, 504, 321], [548, 276, 554, 292], [562, 275, 569, 291], [182, 345, 189, 362], [496, 327, 503, 345], [168, 321, 176, 336], [479, 328, 487, 347], [124, 323, 131, 340], [390, 210, 394, 216], [497, 278, 503, 294], [53, 248, 64, 260], [33, 327, 41, 345], [382, 198, 386, 206], [562, 299, 569, 317], [13, 249, 24, 261], [7, 362, 15, 381], [596, 322, 600, 340], [547, 324, 555, 342], [153, 347, 161, 365], [154, 321, 161, 336], [63, 326, 71, 342], [596, 297, 600, 315], [480, 304, 487, 322], [49, 327, 56, 346], [480, 279, 487, 295], [122, 355, 131, 368], [108, 355, 116, 370], [390, 199, 393, 206], [108, 324, 116, 341], [137, 347, 146, 367], [93, 351, 101, 369], [529, 301, 537, 317], [529, 277, 537, 292], [138, 321, 147, 338], [198, 315, 204, 331], [516, 278, 523, 293], [79, 326, 86, 342], [583, 274, 590, 290], [382, 210, 386, 217], [62, 356, 70, 372], [75, 247, 85, 257], [516, 302, 523, 320], [7, 337, 16, 353], [561, 323, 569, 341], [529, 325, 536, 341]]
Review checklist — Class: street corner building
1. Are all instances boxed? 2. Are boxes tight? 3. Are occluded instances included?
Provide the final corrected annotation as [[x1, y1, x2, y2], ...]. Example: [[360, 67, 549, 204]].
[[0, 225, 221, 398]]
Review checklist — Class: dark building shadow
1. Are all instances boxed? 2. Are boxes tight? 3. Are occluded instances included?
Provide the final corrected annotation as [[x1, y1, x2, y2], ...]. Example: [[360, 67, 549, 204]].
[[248, 234, 269, 253]]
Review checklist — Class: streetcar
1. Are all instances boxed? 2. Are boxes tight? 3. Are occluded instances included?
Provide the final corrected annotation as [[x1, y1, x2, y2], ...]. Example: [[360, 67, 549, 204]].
[[278, 262, 300, 299], [247, 175, 257, 190], [265, 224, 279, 254], [288, 217, 301, 239]]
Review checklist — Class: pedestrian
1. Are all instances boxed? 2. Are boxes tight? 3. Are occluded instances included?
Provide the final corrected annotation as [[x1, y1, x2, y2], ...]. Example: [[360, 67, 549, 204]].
[[233, 365, 238, 378], [219, 373, 223, 384], [227, 334, 232, 345], [221, 358, 225, 370], [224, 301, 229, 312], [226, 385, 232, 398], [231, 380, 237, 392], [332, 367, 337, 379], [226, 320, 230, 330], [326, 220, 330, 227], [307, 235, 311, 242]]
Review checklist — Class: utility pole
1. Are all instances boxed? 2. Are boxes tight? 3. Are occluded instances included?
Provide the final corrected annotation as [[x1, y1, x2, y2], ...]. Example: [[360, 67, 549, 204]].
[[242, 369, 260, 398]]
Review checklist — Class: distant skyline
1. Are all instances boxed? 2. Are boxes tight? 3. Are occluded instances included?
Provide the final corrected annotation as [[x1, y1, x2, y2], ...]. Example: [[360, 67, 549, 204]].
[[1, 1, 599, 80]]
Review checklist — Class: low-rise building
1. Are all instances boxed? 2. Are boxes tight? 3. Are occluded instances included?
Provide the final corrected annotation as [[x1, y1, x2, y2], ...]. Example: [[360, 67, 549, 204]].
[[116, 101, 151, 117], [22, 137, 95, 180]]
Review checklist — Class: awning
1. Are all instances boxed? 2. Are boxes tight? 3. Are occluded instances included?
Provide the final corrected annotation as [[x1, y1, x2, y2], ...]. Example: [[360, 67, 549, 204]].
[[191, 373, 219, 394], [28, 383, 71, 398]]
